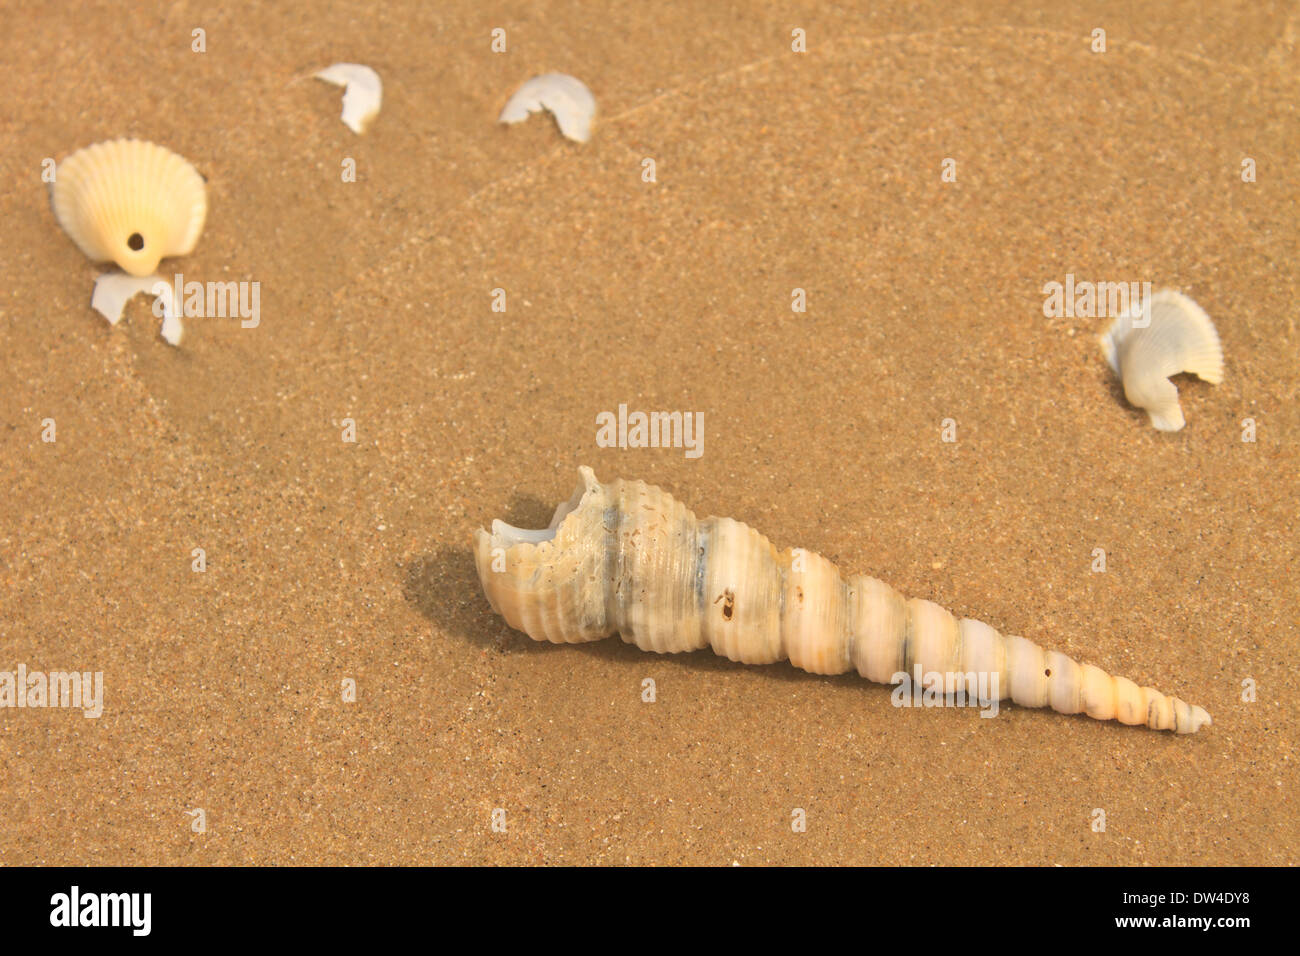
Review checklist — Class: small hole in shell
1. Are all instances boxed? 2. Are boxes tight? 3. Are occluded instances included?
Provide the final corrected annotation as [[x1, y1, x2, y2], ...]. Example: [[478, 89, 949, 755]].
[[1044, 668, 1052, 677], [127, 233, 144, 251], [715, 589, 736, 621]]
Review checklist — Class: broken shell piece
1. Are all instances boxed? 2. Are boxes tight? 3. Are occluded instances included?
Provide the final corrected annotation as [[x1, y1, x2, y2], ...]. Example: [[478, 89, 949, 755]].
[[315, 63, 382, 134], [498, 73, 596, 143], [1100, 290, 1223, 431], [90, 272, 182, 346], [51, 139, 207, 278]]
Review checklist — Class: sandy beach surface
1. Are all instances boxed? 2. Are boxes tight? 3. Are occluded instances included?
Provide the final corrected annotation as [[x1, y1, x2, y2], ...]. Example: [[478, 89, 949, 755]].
[[1, 1, 1297, 865]]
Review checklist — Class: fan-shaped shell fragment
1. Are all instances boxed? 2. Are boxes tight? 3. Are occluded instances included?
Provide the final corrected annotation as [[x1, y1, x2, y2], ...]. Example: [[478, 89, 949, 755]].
[[50, 139, 207, 277], [1100, 290, 1223, 431]]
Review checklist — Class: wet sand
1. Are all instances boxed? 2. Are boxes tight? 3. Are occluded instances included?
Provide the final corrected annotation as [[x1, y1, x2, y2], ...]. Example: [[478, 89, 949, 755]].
[[1, 1, 1297, 864]]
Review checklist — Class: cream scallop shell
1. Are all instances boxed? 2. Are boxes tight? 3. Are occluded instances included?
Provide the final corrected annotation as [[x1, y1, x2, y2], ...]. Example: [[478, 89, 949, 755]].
[[1100, 290, 1224, 431], [50, 139, 207, 277]]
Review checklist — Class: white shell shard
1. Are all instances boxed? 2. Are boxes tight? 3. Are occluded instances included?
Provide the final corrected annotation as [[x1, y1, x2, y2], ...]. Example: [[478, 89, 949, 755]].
[[498, 73, 596, 143], [51, 139, 207, 277], [315, 63, 382, 134], [90, 272, 182, 346], [474, 467, 1213, 734], [1100, 290, 1223, 431]]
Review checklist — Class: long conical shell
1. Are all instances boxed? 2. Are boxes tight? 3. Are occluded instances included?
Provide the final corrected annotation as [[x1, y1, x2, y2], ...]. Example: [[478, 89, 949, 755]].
[[50, 139, 207, 277], [474, 468, 1212, 734], [1100, 290, 1223, 431]]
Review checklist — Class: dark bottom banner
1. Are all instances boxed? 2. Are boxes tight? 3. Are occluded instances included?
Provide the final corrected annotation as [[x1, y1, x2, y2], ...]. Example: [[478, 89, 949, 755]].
[[0, 866, 1272, 943]]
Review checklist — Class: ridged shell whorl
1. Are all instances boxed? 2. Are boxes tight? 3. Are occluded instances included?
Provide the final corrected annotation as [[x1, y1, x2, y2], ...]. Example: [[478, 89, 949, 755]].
[[50, 139, 207, 277], [474, 467, 1212, 734]]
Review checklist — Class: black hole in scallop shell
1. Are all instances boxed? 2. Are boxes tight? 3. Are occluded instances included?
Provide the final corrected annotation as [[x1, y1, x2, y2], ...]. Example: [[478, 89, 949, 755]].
[[127, 233, 144, 251], [1044, 668, 1052, 677]]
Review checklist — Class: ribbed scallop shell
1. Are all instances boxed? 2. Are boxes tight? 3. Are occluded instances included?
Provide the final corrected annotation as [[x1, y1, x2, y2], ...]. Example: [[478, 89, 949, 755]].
[[1100, 290, 1223, 431], [50, 139, 207, 277], [475, 467, 1213, 734]]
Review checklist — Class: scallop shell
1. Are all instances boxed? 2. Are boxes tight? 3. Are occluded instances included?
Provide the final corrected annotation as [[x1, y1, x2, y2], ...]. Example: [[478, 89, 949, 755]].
[[50, 139, 207, 278], [475, 467, 1212, 734], [498, 73, 596, 143], [1100, 290, 1224, 431]]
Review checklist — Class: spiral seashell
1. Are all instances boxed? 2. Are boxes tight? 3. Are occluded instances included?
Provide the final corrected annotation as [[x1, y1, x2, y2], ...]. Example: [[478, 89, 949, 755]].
[[50, 139, 207, 278], [474, 468, 1212, 734], [1100, 290, 1224, 431], [498, 73, 596, 143]]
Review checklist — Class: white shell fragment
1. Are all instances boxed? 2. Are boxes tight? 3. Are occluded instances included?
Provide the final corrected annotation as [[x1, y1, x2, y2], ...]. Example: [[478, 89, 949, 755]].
[[90, 272, 182, 346], [1100, 290, 1224, 432], [498, 73, 596, 143], [315, 63, 382, 134]]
